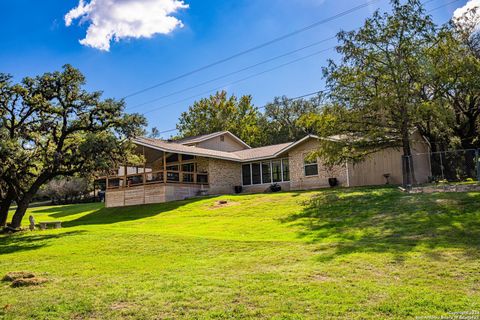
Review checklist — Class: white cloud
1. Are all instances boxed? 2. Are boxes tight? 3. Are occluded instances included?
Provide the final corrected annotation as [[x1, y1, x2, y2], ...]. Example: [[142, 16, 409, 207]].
[[65, 0, 189, 51], [453, 0, 480, 21]]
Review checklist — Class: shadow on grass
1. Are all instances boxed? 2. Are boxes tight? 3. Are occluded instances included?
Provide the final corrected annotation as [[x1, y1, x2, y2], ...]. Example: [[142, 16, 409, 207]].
[[59, 196, 211, 228], [0, 231, 85, 254], [283, 187, 480, 261], [34, 203, 103, 219]]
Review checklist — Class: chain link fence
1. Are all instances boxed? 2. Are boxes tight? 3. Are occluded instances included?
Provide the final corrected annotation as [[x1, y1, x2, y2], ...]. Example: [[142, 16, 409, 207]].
[[402, 149, 480, 187]]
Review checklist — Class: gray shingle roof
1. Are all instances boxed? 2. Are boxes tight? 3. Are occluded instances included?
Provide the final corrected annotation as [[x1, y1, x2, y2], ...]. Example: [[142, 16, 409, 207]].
[[134, 134, 319, 162], [232, 143, 292, 161]]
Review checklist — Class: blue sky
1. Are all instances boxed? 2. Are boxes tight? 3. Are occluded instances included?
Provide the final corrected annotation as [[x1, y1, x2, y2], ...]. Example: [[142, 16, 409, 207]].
[[0, 0, 471, 136]]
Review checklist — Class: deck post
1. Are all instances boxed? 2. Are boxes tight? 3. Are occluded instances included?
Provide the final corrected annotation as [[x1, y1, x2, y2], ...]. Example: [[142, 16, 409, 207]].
[[163, 152, 167, 185]]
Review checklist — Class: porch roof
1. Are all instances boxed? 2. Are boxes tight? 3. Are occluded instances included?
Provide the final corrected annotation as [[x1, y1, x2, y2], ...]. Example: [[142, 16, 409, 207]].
[[134, 134, 320, 163]]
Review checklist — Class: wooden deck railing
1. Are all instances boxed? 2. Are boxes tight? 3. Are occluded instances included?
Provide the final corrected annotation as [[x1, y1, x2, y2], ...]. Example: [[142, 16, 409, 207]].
[[103, 170, 209, 189]]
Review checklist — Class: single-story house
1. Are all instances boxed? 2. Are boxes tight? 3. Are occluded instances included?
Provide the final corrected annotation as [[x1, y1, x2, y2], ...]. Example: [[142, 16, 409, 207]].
[[102, 131, 431, 208]]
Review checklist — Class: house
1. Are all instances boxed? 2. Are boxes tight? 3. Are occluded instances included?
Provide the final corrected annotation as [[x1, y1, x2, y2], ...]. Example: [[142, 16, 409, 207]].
[[102, 131, 431, 208]]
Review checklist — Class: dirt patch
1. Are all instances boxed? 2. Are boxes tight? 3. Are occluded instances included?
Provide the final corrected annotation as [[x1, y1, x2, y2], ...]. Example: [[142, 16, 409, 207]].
[[311, 274, 331, 282], [11, 277, 48, 288], [110, 302, 136, 311], [2, 271, 48, 288], [2, 271, 35, 282], [209, 200, 241, 209]]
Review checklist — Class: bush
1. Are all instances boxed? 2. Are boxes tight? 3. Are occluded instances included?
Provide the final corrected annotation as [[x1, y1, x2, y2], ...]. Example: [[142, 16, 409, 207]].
[[40, 177, 89, 204]]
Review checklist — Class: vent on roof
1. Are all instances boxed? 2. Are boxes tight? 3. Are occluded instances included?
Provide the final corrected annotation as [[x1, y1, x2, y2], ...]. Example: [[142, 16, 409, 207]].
[[220, 135, 225, 142]]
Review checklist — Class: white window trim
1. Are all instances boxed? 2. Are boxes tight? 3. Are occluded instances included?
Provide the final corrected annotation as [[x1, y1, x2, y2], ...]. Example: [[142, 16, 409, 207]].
[[303, 154, 319, 177], [241, 158, 290, 186]]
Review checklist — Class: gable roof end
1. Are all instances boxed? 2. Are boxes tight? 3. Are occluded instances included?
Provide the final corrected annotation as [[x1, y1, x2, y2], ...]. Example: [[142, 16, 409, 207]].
[[174, 131, 251, 149]]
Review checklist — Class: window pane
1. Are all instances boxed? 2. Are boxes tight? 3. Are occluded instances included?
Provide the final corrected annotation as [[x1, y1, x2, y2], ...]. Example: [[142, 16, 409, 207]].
[[127, 174, 143, 186], [272, 160, 282, 182], [167, 172, 180, 182], [182, 173, 194, 183], [252, 163, 261, 185], [242, 164, 251, 185], [182, 163, 195, 172], [262, 162, 271, 184], [146, 172, 163, 183], [166, 165, 179, 171], [305, 164, 318, 176], [282, 159, 290, 181]]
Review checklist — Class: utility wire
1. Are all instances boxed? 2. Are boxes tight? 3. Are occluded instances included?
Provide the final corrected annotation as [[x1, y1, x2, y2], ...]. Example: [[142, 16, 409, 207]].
[[121, 0, 381, 100], [142, 46, 335, 115], [129, 0, 450, 110], [147, 0, 461, 136], [128, 36, 337, 110]]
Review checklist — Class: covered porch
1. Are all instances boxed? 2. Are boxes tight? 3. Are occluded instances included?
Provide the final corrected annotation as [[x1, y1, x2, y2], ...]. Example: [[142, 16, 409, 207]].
[[104, 145, 209, 189], [99, 145, 210, 207]]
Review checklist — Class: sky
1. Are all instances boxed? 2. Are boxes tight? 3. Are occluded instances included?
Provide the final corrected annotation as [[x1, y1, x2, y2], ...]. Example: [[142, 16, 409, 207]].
[[0, 0, 475, 137]]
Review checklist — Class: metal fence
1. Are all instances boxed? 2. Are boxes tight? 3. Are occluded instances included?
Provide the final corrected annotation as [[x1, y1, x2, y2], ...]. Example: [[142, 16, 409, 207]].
[[402, 149, 480, 187]]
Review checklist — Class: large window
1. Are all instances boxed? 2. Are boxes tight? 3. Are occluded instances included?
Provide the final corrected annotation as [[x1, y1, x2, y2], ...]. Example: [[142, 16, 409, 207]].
[[272, 160, 282, 183], [262, 162, 271, 184], [242, 164, 252, 185], [242, 159, 289, 186], [304, 155, 318, 176], [251, 163, 261, 185], [282, 159, 290, 181]]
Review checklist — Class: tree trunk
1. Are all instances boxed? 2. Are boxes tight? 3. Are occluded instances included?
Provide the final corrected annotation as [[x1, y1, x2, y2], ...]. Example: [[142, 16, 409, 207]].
[[0, 188, 15, 227], [400, 107, 417, 185], [10, 193, 35, 229]]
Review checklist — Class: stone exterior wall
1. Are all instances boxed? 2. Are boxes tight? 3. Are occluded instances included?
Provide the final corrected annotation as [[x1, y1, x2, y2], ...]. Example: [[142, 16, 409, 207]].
[[242, 181, 291, 193], [207, 158, 242, 194], [288, 138, 348, 190]]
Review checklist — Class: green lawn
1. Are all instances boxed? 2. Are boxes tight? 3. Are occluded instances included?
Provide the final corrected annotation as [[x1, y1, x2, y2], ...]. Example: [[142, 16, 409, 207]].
[[1, 187, 479, 319]]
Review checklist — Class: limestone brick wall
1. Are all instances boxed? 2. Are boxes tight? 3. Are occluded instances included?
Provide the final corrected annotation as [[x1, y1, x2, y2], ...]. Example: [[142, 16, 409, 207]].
[[196, 157, 209, 173], [207, 158, 242, 194], [288, 138, 348, 190]]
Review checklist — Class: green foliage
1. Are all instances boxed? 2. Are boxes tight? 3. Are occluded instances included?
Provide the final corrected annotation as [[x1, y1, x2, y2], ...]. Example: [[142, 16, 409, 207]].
[[0, 65, 146, 227], [262, 94, 324, 144], [419, 13, 480, 150], [176, 91, 267, 147], [1, 187, 479, 318], [315, 0, 435, 164]]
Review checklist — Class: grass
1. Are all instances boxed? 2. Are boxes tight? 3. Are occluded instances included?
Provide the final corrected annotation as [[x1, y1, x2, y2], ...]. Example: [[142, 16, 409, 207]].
[[0, 186, 479, 319]]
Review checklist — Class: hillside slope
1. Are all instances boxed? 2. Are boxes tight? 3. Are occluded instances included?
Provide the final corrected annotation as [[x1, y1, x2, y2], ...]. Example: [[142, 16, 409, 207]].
[[1, 187, 479, 319]]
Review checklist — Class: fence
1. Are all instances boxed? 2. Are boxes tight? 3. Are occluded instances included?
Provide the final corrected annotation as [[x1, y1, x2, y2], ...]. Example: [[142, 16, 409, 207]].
[[402, 149, 480, 187]]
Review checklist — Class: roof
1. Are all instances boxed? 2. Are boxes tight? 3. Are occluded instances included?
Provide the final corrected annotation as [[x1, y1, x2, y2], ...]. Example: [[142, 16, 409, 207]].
[[173, 131, 251, 149], [134, 137, 242, 162], [232, 142, 292, 161], [134, 134, 320, 163]]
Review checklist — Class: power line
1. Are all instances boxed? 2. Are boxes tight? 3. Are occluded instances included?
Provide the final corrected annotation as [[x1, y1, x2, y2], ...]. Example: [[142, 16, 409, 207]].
[[121, 0, 381, 100], [142, 46, 335, 115], [153, 90, 325, 136], [146, 0, 460, 136], [128, 36, 337, 110], [130, 0, 450, 111], [428, 0, 462, 13]]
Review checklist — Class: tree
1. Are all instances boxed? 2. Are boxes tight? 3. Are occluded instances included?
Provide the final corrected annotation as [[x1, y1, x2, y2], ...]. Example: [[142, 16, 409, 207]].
[[263, 94, 324, 144], [312, 0, 435, 182], [420, 10, 480, 152], [0, 73, 29, 227], [0, 65, 146, 229], [176, 91, 267, 147], [41, 177, 89, 204]]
